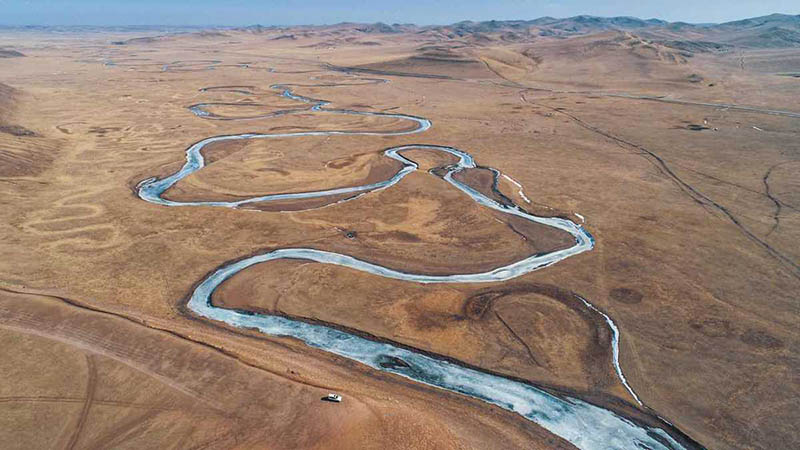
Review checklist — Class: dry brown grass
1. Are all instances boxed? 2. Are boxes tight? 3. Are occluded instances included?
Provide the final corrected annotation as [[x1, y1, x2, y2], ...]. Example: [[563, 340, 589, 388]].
[[0, 26, 798, 449]]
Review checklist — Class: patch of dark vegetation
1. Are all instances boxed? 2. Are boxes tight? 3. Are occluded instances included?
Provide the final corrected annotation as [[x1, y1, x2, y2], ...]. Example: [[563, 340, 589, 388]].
[[271, 34, 296, 40], [463, 292, 503, 320], [0, 124, 36, 136], [326, 63, 456, 80], [236, 24, 277, 33], [199, 85, 256, 94], [739, 28, 800, 48], [88, 126, 121, 137], [326, 156, 356, 169], [687, 124, 710, 131], [380, 230, 421, 243], [442, 16, 665, 37], [0, 49, 25, 58], [407, 307, 462, 331], [660, 41, 731, 53], [355, 22, 404, 34], [410, 55, 476, 64], [609, 287, 643, 304], [520, 49, 544, 66], [195, 30, 229, 38], [687, 73, 704, 83], [689, 317, 735, 338], [740, 329, 784, 349], [254, 167, 290, 175], [429, 167, 450, 177], [116, 35, 164, 45]]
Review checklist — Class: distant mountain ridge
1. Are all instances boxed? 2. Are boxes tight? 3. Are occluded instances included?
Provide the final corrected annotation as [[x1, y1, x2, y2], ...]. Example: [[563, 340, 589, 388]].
[[426, 13, 800, 48], [445, 15, 669, 33], [4, 13, 799, 48], [307, 13, 797, 32], [296, 14, 800, 48]]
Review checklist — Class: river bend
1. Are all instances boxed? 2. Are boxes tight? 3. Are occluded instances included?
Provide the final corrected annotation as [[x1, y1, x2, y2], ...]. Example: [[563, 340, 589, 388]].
[[137, 79, 692, 450]]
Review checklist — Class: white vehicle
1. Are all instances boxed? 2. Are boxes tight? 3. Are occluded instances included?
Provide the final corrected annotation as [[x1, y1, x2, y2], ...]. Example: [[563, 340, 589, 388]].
[[325, 393, 342, 402]]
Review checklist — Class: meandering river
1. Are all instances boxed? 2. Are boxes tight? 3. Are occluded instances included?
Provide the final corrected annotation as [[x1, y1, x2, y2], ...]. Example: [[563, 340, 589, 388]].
[[137, 79, 693, 450]]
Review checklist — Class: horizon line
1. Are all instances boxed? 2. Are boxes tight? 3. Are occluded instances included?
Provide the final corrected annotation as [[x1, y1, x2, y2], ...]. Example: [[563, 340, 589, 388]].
[[1, 12, 798, 30]]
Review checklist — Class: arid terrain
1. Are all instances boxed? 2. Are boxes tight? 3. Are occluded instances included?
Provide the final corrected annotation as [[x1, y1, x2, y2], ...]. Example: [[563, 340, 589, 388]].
[[1, 14, 799, 449]]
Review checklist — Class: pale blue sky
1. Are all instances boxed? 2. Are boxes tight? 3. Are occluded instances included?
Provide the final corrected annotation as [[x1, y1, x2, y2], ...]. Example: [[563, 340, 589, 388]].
[[1, 0, 797, 26]]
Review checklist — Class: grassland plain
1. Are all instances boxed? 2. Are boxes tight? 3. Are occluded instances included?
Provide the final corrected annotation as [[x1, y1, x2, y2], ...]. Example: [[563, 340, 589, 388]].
[[1, 22, 798, 449]]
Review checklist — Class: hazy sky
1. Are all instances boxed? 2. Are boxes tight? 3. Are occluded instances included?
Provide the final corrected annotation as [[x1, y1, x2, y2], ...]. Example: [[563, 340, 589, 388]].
[[1, 0, 797, 26]]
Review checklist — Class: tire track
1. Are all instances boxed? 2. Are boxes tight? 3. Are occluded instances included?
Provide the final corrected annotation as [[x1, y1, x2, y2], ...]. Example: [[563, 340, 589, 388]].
[[0, 396, 191, 411], [0, 305, 228, 414], [89, 409, 162, 449], [763, 161, 799, 236], [521, 92, 800, 278], [494, 310, 545, 368], [0, 286, 341, 394], [66, 354, 96, 450]]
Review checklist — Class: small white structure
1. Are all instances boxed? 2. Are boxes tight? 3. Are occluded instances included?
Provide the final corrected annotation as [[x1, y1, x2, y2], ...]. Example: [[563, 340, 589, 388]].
[[325, 393, 342, 402]]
